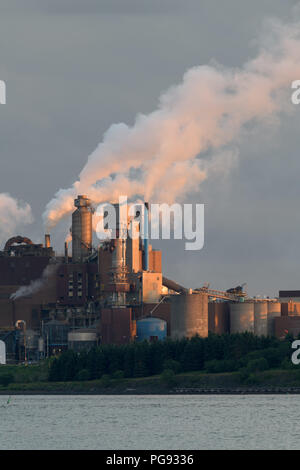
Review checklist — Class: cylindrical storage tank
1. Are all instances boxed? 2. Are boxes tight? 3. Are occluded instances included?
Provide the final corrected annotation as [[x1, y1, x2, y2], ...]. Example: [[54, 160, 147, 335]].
[[267, 302, 281, 337], [0, 340, 6, 365], [208, 302, 230, 335], [72, 195, 93, 263], [136, 317, 167, 342], [170, 293, 208, 339], [20, 329, 39, 350], [287, 302, 300, 316], [254, 302, 268, 336], [38, 337, 44, 353], [68, 329, 97, 352], [44, 321, 69, 347], [230, 301, 254, 334]]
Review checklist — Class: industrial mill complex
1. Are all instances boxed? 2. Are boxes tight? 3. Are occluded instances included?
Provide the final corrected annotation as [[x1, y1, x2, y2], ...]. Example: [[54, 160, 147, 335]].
[[0, 194, 299, 363]]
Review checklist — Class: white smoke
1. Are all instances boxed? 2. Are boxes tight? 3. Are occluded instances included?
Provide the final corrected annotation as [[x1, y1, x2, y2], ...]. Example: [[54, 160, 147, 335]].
[[0, 193, 33, 247], [43, 14, 300, 229], [10, 264, 57, 301]]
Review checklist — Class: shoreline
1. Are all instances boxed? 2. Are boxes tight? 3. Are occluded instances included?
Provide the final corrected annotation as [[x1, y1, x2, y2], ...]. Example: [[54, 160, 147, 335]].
[[2, 366, 300, 395], [1, 387, 300, 395]]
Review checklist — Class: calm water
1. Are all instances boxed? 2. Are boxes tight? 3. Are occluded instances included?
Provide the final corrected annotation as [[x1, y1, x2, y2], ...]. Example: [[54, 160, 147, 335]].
[[0, 394, 299, 450]]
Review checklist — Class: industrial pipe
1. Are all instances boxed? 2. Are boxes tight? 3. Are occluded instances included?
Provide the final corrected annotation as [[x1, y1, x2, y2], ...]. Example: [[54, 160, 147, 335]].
[[144, 202, 149, 271]]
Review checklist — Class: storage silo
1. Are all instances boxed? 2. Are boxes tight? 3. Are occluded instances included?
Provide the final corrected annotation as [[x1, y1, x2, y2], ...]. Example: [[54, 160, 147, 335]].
[[68, 329, 97, 352], [254, 301, 268, 336], [170, 293, 208, 339], [44, 320, 69, 353], [208, 302, 230, 335], [230, 301, 254, 333], [0, 340, 6, 365], [24, 329, 39, 350], [72, 195, 93, 263], [267, 302, 281, 337], [136, 317, 167, 342]]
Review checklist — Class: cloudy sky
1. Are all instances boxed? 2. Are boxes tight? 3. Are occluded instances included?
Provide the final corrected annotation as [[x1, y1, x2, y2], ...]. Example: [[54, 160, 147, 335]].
[[0, 0, 300, 296]]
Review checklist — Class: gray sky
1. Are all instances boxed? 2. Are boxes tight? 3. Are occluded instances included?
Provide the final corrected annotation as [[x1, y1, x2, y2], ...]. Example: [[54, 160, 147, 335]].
[[0, 0, 300, 296]]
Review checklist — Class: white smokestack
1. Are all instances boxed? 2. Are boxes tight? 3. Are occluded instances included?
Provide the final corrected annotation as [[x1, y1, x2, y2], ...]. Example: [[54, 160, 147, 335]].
[[43, 14, 300, 229], [0, 193, 33, 247]]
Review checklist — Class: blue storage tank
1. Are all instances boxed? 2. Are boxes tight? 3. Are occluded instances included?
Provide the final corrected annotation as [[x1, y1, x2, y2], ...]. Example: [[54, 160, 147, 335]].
[[136, 317, 167, 342]]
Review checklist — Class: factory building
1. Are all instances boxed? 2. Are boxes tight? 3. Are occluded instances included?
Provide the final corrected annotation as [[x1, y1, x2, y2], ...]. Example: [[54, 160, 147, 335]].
[[0, 196, 176, 361], [274, 291, 300, 338], [1, 194, 300, 363], [0, 236, 57, 330]]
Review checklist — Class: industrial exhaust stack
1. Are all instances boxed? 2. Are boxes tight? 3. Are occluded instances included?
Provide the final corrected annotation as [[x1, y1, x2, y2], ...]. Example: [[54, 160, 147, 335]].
[[72, 195, 93, 263], [64, 242, 69, 263], [143, 202, 149, 271], [45, 234, 51, 248], [108, 202, 130, 306]]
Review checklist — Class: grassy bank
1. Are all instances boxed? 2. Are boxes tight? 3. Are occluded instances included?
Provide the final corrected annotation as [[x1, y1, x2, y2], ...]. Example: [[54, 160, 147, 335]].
[[1, 365, 300, 394]]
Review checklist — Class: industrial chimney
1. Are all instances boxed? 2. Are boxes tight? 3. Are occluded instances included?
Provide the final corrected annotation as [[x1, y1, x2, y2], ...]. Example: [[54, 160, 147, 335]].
[[72, 195, 93, 263], [108, 202, 130, 306], [45, 234, 51, 248], [64, 242, 69, 263]]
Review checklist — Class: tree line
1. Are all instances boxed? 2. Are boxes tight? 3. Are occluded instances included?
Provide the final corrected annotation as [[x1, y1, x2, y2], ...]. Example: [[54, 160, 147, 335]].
[[48, 332, 296, 382]]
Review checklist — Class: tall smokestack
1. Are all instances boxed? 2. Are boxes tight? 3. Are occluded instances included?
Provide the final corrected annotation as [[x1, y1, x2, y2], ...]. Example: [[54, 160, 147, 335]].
[[108, 202, 129, 306], [72, 195, 93, 263], [45, 234, 51, 248], [143, 203, 149, 271], [65, 242, 69, 263]]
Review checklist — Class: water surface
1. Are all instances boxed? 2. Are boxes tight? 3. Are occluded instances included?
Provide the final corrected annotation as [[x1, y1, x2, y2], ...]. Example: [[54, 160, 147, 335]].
[[0, 395, 298, 450]]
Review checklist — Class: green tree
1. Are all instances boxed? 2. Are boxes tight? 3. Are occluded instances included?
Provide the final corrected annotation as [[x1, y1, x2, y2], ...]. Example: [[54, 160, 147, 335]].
[[163, 359, 181, 374], [247, 358, 269, 373], [161, 369, 177, 388], [112, 370, 125, 380], [75, 369, 90, 381], [133, 342, 150, 378], [0, 373, 14, 387], [181, 337, 204, 372]]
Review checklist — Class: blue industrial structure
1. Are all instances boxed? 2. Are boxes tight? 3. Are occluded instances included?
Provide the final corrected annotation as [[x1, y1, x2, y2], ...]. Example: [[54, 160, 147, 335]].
[[136, 317, 167, 342]]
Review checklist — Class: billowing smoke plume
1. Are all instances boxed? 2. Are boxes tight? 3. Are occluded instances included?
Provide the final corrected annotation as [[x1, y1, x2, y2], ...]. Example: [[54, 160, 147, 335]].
[[0, 193, 33, 246], [43, 15, 300, 229], [10, 264, 57, 301]]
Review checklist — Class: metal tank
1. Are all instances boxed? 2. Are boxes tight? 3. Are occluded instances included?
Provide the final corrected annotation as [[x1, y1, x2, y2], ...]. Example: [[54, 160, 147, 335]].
[[208, 302, 230, 335], [230, 301, 254, 334], [0, 340, 6, 365], [170, 293, 208, 339], [38, 337, 44, 353], [254, 301, 268, 336], [136, 317, 167, 342], [44, 320, 69, 349], [23, 329, 39, 350], [72, 195, 93, 263], [286, 302, 300, 316], [267, 302, 281, 337], [68, 329, 97, 352]]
